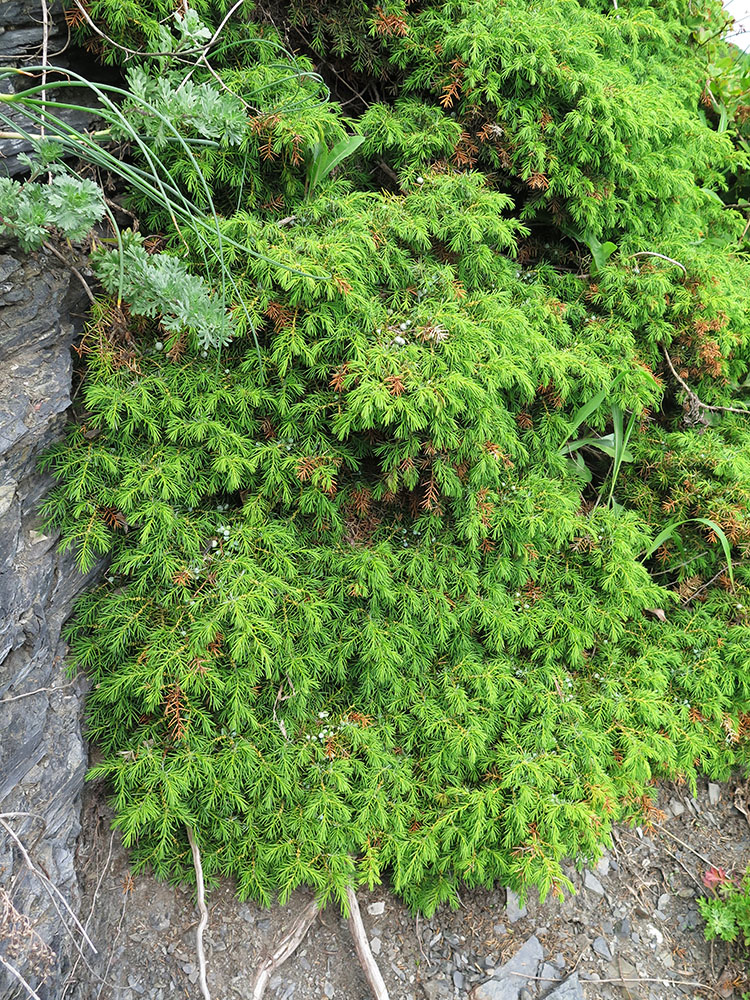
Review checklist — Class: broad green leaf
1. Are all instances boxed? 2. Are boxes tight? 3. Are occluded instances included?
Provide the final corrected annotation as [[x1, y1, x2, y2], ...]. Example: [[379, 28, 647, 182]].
[[307, 135, 365, 196]]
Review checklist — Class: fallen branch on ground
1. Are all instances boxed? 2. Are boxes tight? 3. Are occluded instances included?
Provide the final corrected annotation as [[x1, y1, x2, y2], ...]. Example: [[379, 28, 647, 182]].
[[187, 827, 211, 1000], [345, 886, 390, 1000], [250, 897, 321, 1000]]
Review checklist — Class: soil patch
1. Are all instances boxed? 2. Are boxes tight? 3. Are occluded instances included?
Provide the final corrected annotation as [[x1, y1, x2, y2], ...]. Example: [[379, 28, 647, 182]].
[[65, 778, 750, 1000]]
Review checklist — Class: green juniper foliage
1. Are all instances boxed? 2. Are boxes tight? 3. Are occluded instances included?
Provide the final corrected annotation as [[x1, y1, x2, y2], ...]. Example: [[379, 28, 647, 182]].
[[22, 0, 750, 912]]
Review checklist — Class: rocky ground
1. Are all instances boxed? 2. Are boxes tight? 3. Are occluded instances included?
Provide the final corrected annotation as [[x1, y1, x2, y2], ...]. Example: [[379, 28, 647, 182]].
[[62, 777, 750, 1000]]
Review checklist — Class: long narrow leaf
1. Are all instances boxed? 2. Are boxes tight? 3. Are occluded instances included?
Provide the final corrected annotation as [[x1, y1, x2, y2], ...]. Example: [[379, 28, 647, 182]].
[[693, 517, 735, 588], [607, 406, 638, 504], [307, 134, 365, 197], [318, 135, 365, 181], [561, 371, 625, 445], [642, 516, 735, 588]]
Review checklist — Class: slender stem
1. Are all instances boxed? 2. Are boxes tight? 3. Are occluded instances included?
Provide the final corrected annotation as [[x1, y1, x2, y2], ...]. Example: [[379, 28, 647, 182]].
[[632, 251, 687, 275], [43, 242, 96, 303], [40, 0, 50, 140], [67, 0, 204, 61], [179, 0, 249, 88]]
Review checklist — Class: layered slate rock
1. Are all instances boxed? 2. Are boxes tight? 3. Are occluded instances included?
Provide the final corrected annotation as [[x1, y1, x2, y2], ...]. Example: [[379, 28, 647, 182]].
[[470, 936, 544, 1000], [0, 243, 97, 999]]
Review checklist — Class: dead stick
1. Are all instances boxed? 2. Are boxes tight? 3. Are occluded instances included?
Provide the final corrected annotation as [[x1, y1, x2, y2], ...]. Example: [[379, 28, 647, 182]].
[[43, 242, 95, 303], [0, 955, 43, 1000], [187, 828, 211, 1000], [505, 971, 721, 995], [662, 347, 750, 417], [345, 886, 390, 1000], [0, 816, 97, 954], [250, 898, 320, 1000]]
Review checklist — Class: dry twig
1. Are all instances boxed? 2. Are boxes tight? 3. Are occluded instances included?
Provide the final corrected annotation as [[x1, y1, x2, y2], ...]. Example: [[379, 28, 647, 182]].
[[653, 824, 715, 867], [0, 955, 43, 1000], [662, 347, 750, 419], [632, 251, 687, 275], [345, 886, 390, 1000], [506, 970, 721, 995], [61, 830, 117, 999], [187, 827, 211, 1000], [1, 682, 76, 703], [0, 816, 97, 956], [250, 897, 320, 1000], [43, 242, 95, 303]]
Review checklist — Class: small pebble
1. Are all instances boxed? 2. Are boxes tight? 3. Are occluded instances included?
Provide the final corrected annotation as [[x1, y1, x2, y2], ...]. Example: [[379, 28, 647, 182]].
[[592, 936, 613, 961], [595, 856, 611, 878], [505, 888, 527, 923], [616, 918, 631, 938], [583, 870, 605, 896]]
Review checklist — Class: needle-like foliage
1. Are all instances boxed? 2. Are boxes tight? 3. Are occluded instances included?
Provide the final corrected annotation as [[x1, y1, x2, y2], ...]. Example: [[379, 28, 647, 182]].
[[16, 0, 750, 912]]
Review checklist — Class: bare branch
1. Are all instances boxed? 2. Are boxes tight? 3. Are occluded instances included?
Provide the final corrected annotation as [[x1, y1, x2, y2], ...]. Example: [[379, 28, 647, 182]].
[[187, 827, 211, 1000], [662, 347, 750, 418], [250, 898, 320, 1000], [0, 817, 97, 955], [345, 887, 390, 1000], [43, 242, 96, 303], [61, 830, 117, 999], [1, 682, 76, 703], [632, 251, 687, 275], [376, 160, 401, 187], [0, 956, 43, 1000]]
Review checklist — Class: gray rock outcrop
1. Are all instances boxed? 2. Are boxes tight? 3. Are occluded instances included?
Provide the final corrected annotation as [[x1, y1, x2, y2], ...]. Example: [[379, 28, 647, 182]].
[[0, 242, 97, 999]]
